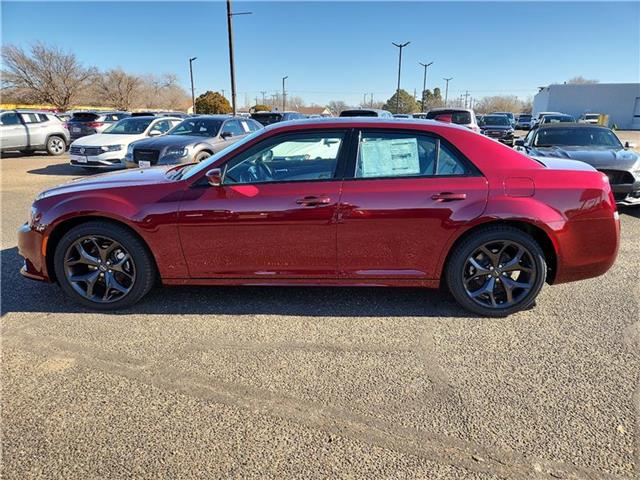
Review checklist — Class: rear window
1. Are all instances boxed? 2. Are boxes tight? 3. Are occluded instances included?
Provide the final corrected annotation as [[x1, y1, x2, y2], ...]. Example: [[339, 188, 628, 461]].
[[340, 110, 378, 117], [70, 112, 100, 122], [251, 113, 284, 125], [518, 115, 531, 120], [426, 110, 472, 125]]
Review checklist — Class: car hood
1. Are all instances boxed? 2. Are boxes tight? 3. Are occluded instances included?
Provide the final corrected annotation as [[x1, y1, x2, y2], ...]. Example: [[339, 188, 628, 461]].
[[38, 165, 175, 199], [131, 135, 216, 149], [71, 133, 144, 147], [530, 145, 639, 170], [482, 125, 512, 130]]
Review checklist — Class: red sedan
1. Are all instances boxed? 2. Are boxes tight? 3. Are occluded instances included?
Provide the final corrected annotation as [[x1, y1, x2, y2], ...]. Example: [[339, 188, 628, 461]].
[[18, 119, 620, 316]]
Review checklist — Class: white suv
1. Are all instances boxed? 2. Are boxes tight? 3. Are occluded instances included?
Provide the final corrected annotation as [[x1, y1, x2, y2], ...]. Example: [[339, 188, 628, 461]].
[[69, 116, 181, 170], [0, 110, 70, 155]]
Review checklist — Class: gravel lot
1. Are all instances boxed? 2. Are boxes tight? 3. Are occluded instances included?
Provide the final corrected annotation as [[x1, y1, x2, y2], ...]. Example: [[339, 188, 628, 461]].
[[1, 148, 639, 479]]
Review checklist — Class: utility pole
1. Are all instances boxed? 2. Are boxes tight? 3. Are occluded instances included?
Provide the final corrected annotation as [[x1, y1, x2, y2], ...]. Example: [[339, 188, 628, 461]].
[[419, 61, 433, 112], [464, 90, 470, 108], [260, 90, 267, 104], [189, 57, 197, 114], [282, 76, 288, 111], [392, 41, 410, 114], [363, 93, 367, 106], [443, 77, 453, 107], [225, 0, 251, 116], [370, 93, 374, 108]]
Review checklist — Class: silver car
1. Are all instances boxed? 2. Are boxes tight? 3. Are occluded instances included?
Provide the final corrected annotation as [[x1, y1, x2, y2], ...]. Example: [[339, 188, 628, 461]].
[[0, 110, 70, 155], [124, 115, 263, 168]]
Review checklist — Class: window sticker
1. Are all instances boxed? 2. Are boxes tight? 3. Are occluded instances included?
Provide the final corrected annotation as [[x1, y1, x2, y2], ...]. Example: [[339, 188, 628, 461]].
[[359, 137, 420, 177]]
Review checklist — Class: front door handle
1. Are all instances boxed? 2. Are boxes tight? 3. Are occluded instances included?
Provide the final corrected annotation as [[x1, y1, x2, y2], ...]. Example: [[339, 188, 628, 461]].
[[296, 195, 331, 207], [431, 192, 467, 202]]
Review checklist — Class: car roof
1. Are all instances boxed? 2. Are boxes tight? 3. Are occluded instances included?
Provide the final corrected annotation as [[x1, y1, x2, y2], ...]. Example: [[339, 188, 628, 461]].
[[259, 117, 472, 133], [535, 122, 609, 129], [181, 114, 236, 120], [428, 107, 474, 113]]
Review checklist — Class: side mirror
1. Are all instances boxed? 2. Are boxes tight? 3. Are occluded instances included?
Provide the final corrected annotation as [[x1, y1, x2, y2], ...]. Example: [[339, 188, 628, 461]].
[[514, 139, 525, 147], [148, 129, 162, 137], [625, 141, 636, 149], [205, 168, 222, 187], [221, 131, 233, 139]]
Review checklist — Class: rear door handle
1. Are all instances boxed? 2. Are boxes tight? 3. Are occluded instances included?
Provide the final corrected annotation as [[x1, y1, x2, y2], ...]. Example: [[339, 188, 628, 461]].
[[431, 192, 467, 202], [296, 195, 331, 207]]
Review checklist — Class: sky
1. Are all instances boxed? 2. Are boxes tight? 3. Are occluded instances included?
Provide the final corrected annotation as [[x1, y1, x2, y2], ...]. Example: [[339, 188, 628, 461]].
[[2, 1, 639, 107]]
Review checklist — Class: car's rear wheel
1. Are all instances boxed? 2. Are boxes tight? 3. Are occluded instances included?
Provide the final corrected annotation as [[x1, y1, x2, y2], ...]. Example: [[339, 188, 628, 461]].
[[194, 151, 211, 162], [445, 226, 546, 317], [46, 136, 66, 155], [54, 221, 156, 310]]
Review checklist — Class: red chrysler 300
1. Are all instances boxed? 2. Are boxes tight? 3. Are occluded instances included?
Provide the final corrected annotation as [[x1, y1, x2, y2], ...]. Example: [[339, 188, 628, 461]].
[[18, 119, 620, 316]]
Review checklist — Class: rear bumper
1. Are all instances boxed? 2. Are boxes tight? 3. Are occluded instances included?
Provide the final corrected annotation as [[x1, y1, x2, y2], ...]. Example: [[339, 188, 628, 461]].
[[552, 215, 620, 284], [17, 223, 51, 282]]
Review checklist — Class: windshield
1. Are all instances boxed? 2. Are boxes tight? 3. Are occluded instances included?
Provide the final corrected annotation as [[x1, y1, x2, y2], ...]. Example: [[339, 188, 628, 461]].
[[179, 128, 265, 180], [169, 118, 223, 137], [103, 117, 153, 134], [518, 115, 531, 120], [251, 113, 283, 125], [482, 115, 510, 126], [425, 110, 472, 124], [534, 127, 623, 148]]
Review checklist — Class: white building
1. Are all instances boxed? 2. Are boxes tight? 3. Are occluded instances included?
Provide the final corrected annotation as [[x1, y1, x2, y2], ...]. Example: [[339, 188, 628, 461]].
[[533, 83, 640, 130]]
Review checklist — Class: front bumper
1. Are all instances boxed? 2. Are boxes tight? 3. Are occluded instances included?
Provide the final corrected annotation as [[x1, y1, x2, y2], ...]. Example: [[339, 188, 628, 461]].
[[123, 152, 194, 169], [70, 152, 125, 169], [17, 223, 50, 282]]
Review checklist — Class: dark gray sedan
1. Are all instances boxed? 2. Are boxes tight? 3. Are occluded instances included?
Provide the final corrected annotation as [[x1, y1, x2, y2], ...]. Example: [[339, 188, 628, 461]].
[[515, 124, 640, 205], [123, 115, 262, 168]]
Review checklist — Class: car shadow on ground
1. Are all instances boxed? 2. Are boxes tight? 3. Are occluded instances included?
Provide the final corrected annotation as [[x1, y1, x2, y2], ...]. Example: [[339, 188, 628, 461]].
[[27, 163, 88, 176], [1, 246, 469, 318], [619, 206, 640, 219]]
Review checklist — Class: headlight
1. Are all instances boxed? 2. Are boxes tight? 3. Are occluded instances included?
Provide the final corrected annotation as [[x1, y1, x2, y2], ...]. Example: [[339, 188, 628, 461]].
[[126, 144, 134, 155], [165, 146, 188, 157], [101, 144, 122, 152], [29, 205, 45, 231]]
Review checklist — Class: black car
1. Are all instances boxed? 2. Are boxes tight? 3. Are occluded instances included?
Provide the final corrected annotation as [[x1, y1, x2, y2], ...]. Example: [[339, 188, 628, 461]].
[[67, 111, 130, 141], [250, 111, 306, 126], [480, 114, 515, 146], [515, 124, 640, 205]]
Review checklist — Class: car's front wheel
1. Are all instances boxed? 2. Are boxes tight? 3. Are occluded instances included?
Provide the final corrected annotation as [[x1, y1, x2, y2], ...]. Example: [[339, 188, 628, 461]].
[[54, 221, 156, 310], [194, 151, 212, 162], [445, 226, 547, 317]]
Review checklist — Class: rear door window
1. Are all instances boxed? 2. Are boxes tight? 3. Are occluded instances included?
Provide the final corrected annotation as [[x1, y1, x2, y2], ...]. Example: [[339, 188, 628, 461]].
[[354, 131, 471, 179]]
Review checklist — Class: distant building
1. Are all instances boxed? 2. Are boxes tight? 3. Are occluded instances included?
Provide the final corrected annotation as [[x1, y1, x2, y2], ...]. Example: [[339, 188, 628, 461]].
[[533, 83, 640, 129]]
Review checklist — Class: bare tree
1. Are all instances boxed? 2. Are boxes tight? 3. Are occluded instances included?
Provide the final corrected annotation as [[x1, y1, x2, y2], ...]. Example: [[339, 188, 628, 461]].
[[566, 76, 599, 84], [473, 95, 528, 114], [1, 43, 96, 111], [326, 100, 349, 115], [94, 68, 141, 111]]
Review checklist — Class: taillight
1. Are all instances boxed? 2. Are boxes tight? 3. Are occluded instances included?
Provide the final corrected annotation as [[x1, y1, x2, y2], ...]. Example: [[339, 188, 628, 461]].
[[87, 122, 104, 128]]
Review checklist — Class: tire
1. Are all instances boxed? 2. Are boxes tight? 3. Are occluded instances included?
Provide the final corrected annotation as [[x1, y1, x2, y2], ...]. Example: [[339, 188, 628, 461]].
[[46, 135, 66, 156], [53, 221, 156, 310], [445, 226, 547, 317], [194, 151, 212, 162]]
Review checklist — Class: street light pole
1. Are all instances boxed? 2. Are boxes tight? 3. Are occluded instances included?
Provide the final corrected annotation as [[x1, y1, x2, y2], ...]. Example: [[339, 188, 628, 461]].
[[443, 77, 453, 107], [225, 0, 252, 116], [282, 76, 288, 111], [419, 61, 433, 113], [189, 57, 197, 114], [392, 41, 410, 114]]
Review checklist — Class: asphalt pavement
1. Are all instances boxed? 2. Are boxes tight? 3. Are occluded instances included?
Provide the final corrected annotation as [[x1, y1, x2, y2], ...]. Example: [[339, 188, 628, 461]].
[[1, 150, 639, 479]]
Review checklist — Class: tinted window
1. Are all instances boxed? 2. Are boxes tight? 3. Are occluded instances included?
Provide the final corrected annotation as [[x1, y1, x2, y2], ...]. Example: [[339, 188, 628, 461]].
[[355, 132, 469, 179], [223, 131, 345, 185], [103, 117, 154, 134], [250, 113, 283, 126], [541, 115, 574, 124], [534, 127, 622, 148], [518, 115, 532, 121], [169, 118, 223, 137], [340, 110, 378, 117], [1, 112, 21, 125]]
